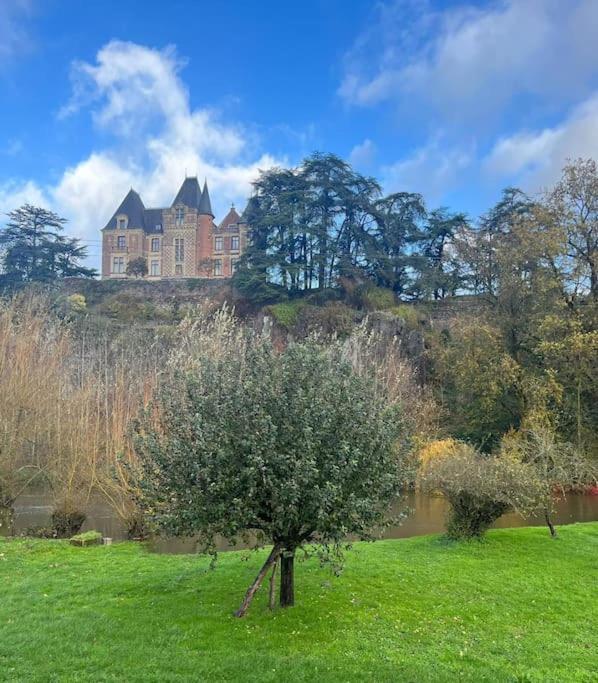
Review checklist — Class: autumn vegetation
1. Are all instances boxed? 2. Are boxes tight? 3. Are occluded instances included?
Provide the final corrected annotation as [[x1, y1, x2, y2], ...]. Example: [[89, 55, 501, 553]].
[[0, 157, 596, 624]]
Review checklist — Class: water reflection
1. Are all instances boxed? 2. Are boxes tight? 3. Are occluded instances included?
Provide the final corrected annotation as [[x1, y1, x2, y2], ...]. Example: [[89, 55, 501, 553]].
[[12, 490, 598, 554]]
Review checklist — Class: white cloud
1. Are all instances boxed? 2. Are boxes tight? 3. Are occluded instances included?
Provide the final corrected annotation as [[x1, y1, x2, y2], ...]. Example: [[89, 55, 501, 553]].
[[349, 139, 376, 169], [382, 138, 473, 203], [1, 41, 282, 268], [340, 0, 598, 119], [484, 93, 598, 189]]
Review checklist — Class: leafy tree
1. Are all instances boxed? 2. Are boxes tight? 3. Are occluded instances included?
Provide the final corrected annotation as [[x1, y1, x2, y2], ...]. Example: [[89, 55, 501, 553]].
[[544, 158, 598, 302], [132, 331, 404, 616], [0, 204, 96, 287], [430, 319, 524, 450], [126, 257, 148, 278], [234, 154, 381, 301], [500, 426, 597, 537], [409, 208, 468, 300], [370, 192, 426, 296]]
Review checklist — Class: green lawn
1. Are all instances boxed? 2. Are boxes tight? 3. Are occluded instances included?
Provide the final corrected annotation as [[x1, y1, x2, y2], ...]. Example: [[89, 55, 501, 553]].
[[1, 524, 597, 682]]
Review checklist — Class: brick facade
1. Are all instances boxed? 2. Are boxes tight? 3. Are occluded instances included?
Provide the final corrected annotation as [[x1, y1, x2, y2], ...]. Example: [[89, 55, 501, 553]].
[[101, 178, 247, 281]]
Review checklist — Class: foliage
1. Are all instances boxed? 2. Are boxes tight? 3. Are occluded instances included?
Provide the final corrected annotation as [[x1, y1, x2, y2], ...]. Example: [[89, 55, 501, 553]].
[[51, 508, 86, 538], [132, 320, 406, 614], [126, 257, 148, 278], [418, 440, 541, 539], [354, 285, 396, 311], [2, 525, 598, 681], [499, 425, 597, 536], [265, 300, 305, 330], [0, 204, 96, 288], [429, 319, 524, 450]]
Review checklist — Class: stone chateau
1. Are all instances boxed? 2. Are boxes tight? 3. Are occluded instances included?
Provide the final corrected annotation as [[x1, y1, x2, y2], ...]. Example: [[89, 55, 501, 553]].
[[101, 177, 247, 280]]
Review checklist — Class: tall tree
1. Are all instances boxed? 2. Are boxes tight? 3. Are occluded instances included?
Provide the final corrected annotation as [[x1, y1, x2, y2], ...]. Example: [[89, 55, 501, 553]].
[[544, 158, 598, 302], [234, 154, 381, 300], [370, 192, 426, 296], [0, 204, 96, 286], [410, 208, 468, 300]]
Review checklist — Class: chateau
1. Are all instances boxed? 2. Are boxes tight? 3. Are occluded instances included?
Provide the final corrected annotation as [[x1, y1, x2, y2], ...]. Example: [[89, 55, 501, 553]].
[[101, 178, 247, 280]]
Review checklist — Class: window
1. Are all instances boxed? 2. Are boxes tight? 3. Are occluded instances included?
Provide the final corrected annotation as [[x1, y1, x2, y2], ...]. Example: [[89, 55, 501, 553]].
[[118, 217, 127, 230], [150, 260, 160, 276], [175, 264, 183, 276], [175, 207, 185, 224], [231, 258, 239, 274], [112, 257, 125, 274], [151, 238, 160, 252], [228, 224, 236, 230], [230, 235, 240, 251], [214, 236, 223, 251], [117, 235, 126, 249], [155, 223, 162, 232], [213, 259, 222, 276], [174, 238, 184, 262]]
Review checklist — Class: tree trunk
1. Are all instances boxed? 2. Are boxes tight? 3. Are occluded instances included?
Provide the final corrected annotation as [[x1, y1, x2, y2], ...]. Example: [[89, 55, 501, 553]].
[[279, 549, 295, 608], [544, 510, 557, 538], [234, 543, 283, 618]]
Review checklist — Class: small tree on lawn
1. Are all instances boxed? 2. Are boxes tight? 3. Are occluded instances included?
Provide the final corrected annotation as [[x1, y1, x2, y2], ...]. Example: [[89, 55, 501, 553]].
[[500, 426, 597, 537], [126, 257, 148, 278], [132, 325, 405, 616]]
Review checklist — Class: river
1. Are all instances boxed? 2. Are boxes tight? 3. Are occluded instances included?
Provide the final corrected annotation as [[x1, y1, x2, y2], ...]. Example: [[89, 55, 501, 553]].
[[11, 490, 598, 553]]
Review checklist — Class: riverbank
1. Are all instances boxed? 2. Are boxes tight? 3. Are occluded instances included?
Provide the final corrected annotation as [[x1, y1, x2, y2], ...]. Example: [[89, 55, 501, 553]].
[[1, 523, 596, 682]]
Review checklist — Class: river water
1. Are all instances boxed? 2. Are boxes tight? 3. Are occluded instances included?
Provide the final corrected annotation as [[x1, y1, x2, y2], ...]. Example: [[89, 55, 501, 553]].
[[11, 491, 598, 553]]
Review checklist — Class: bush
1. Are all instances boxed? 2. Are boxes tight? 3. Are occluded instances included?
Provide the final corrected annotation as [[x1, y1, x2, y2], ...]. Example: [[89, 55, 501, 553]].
[[51, 508, 86, 538], [354, 285, 396, 311], [446, 492, 510, 539], [418, 440, 541, 540], [391, 304, 424, 330], [265, 301, 305, 330]]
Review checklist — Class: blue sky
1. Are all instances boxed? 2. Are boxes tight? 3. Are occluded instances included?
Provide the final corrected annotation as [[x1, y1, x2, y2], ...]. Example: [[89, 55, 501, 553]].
[[1, 0, 598, 267]]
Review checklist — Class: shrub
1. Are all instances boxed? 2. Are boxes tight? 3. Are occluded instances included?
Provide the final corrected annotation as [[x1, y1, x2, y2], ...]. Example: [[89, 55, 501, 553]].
[[51, 508, 86, 538], [418, 440, 541, 540], [265, 301, 304, 330], [355, 285, 396, 311]]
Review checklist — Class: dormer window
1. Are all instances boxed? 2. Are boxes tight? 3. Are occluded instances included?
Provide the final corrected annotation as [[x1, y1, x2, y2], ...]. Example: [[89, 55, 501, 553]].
[[175, 208, 185, 224], [117, 216, 127, 230]]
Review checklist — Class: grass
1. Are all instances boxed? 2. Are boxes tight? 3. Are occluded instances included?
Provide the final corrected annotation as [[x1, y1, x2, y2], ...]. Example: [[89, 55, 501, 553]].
[[1, 523, 596, 682]]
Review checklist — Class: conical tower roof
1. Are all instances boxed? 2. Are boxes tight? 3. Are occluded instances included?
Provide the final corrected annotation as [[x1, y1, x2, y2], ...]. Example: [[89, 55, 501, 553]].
[[172, 177, 202, 209], [198, 180, 214, 217]]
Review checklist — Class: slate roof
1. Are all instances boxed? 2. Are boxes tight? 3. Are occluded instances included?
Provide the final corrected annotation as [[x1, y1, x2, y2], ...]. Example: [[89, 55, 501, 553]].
[[103, 179, 229, 232], [172, 177, 202, 209], [198, 180, 214, 217], [143, 208, 164, 234], [218, 206, 242, 229], [103, 189, 146, 230]]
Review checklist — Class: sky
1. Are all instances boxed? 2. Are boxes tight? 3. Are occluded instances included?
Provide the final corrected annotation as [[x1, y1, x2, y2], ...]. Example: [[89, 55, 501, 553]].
[[1, 0, 598, 268]]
